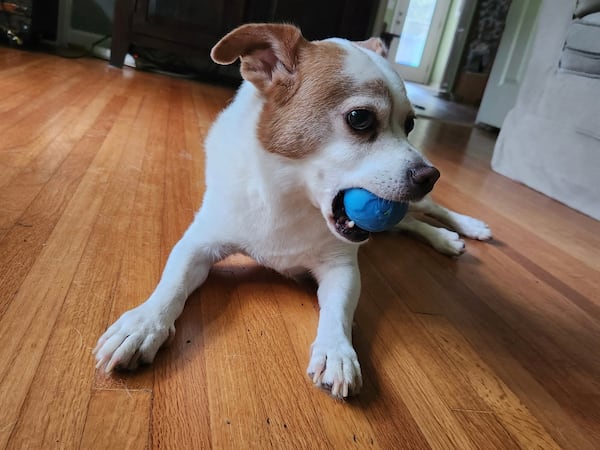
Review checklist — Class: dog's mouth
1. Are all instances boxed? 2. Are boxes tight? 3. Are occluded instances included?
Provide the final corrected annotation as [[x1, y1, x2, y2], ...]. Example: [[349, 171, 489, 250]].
[[330, 191, 370, 243]]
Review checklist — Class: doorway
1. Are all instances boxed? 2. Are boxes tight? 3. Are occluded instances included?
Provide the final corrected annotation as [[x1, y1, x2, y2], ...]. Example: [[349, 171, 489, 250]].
[[384, 0, 451, 84]]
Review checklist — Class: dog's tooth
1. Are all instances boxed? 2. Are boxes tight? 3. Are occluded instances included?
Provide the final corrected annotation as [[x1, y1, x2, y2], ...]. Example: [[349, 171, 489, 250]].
[[347, 220, 355, 228]]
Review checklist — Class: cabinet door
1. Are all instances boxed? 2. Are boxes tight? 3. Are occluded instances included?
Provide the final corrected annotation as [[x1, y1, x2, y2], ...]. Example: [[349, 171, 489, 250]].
[[133, 0, 248, 48], [267, 0, 379, 40]]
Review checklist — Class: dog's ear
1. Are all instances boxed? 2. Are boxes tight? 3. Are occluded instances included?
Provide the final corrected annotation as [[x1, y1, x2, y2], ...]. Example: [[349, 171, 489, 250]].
[[211, 23, 305, 92], [355, 37, 388, 57]]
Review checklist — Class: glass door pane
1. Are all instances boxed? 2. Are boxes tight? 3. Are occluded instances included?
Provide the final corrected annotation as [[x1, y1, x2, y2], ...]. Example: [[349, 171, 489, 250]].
[[386, 0, 450, 84], [395, 0, 438, 68]]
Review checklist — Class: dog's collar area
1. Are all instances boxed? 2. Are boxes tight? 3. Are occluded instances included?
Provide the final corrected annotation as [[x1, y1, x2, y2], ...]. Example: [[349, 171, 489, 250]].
[[332, 191, 370, 243]]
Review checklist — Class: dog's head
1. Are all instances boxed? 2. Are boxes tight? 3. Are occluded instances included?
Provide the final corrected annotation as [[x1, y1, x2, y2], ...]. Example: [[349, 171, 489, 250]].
[[212, 24, 439, 243]]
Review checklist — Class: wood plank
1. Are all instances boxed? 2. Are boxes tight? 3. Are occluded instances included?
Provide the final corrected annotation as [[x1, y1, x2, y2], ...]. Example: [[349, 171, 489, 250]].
[[420, 314, 561, 449], [5, 95, 152, 449], [0, 60, 59, 101], [366, 226, 598, 449], [0, 95, 141, 449], [453, 410, 520, 450], [432, 179, 600, 306], [404, 243, 598, 449], [229, 270, 332, 448], [0, 95, 127, 316], [354, 257, 477, 450], [201, 272, 275, 449], [80, 390, 152, 450], [0, 74, 86, 144], [0, 80, 122, 238], [358, 254, 489, 412]]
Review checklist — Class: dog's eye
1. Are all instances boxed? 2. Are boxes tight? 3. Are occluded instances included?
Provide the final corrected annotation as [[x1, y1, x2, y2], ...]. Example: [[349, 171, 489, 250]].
[[404, 115, 415, 135], [347, 110, 375, 131]]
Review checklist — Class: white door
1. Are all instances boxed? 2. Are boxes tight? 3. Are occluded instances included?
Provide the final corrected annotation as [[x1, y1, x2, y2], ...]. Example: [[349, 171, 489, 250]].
[[476, 0, 542, 128], [386, 0, 451, 84]]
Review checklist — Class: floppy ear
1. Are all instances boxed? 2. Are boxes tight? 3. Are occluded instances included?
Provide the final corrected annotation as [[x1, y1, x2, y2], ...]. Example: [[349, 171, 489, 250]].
[[211, 23, 305, 92], [355, 37, 388, 57]]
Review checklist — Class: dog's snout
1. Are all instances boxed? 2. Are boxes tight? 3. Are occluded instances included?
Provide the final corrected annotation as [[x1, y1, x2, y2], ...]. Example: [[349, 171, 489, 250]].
[[408, 165, 440, 195]]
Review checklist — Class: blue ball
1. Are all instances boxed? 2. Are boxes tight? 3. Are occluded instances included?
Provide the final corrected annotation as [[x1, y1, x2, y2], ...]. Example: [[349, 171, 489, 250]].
[[343, 188, 408, 232]]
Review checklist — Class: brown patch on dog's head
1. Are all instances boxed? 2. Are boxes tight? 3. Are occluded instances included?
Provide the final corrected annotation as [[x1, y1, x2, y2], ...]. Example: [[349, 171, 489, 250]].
[[257, 41, 350, 158], [212, 25, 402, 161], [212, 24, 351, 159]]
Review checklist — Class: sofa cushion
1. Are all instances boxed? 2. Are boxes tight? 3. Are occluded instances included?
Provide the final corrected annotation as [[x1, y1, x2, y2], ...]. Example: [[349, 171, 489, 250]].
[[560, 12, 600, 77]]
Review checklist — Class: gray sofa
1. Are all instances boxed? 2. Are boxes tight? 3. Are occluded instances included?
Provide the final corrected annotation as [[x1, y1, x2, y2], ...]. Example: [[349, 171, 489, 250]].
[[492, 0, 600, 220]]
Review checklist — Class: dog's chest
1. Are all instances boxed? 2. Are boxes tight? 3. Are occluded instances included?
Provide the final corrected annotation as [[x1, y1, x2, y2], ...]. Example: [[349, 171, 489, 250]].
[[239, 209, 338, 274], [203, 83, 357, 274]]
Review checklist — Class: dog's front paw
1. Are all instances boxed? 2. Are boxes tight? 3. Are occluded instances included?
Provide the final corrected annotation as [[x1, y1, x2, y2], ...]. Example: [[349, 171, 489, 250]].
[[94, 306, 175, 373], [307, 341, 362, 399], [432, 229, 466, 256], [454, 216, 492, 241]]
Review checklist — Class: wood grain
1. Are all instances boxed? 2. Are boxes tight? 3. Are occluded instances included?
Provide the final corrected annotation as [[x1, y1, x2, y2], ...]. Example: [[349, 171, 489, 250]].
[[80, 390, 152, 450], [1, 47, 599, 449]]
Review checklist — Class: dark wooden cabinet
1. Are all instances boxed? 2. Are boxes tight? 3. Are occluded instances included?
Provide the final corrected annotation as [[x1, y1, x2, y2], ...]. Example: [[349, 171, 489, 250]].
[[110, 0, 380, 68]]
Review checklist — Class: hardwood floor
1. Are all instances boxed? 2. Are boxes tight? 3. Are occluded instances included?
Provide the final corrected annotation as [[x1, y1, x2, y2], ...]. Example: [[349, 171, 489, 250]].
[[1, 47, 599, 449], [405, 82, 478, 126]]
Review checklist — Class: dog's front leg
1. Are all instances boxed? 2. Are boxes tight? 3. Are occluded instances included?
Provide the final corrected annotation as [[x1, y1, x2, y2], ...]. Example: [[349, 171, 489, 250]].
[[308, 262, 362, 398], [94, 221, 224, 372], [395, 215, 467, 256], [411, 196, 492, 240]]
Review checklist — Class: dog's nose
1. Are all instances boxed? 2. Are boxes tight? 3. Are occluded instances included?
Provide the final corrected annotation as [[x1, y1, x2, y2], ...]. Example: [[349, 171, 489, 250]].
[[408, 165, 440, 194]]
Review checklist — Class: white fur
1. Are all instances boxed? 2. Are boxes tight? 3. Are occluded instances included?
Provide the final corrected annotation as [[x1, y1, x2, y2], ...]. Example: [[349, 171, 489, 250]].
[[396, 196, 492, 256], [94, 32, 491, 398]]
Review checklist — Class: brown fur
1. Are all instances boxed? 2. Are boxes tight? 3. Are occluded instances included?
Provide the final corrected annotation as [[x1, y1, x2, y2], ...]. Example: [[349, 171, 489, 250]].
[[258, 46, 400, 158], [211, 23, 304, 92], [211, 24, 392, 159], [258, 41, 351, 158]]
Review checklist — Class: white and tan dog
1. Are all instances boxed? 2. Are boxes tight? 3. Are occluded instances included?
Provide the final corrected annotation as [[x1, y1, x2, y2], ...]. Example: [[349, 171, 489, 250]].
[[94, 24, 491, 398]]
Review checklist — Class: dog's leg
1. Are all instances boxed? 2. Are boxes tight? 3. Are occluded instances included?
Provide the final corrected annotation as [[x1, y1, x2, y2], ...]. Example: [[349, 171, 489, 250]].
[[395, 215, 466, 256], [410, 196, 492, 240], [307, 261, 362, 398], [94, 218, 227, 372]]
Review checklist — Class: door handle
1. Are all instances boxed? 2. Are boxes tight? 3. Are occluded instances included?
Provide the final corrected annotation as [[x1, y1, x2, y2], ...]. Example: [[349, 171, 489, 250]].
[[380, 32, 400, 49]]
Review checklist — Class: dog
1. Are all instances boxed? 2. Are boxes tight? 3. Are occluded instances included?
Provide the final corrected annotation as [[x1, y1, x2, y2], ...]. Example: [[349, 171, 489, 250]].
[[94, 24, 491, 398]]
